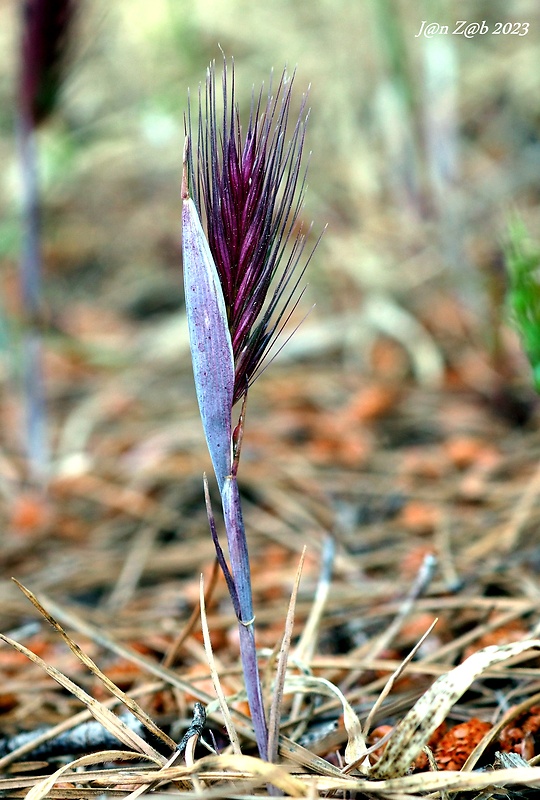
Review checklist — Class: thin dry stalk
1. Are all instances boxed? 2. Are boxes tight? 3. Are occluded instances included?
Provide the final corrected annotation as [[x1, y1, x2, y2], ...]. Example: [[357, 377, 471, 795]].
[[361, 617, 439, 740], [339, 552, 437, 694], [294, 536, 334, 663], [163, 557, 220, 668], [267, 547, 306, 764], [489, 460, 540, 556], [106, 524, 159, 611], [368, 553, 437, 663]]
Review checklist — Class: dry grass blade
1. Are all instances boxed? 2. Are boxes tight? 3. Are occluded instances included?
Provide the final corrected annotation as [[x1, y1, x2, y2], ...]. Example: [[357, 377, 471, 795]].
[[116, 753, 310, 796], [267, 547, 306, 764], [362, 618, 439, 740], [0, 632, 164, 762], [286, 537, 334, 746], [370, 639, 540, 779], [7, 590, 336, 774], [122, 753, 186, 799], [25, 750, 149, 800], [18, 763, 540, 797], [277, 734, 344, 777], [488, 459, 540, 556], [36, 592, 218, 704], [199, 573, 242, 755], [13, 579, 176, 751], [122, 708, 208, 800], [283, 674, 366, 765], [298, 765, 540, 796], [0, 680, 166, 771], [106, 523, 159, 611]]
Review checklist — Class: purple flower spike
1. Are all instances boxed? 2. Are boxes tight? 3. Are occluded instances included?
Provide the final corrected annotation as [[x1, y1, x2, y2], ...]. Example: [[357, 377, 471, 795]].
[[186, 59, 312, 404]]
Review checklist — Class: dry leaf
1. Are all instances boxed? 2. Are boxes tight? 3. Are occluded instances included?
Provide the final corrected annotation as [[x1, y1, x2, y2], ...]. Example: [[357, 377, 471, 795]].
[[370, 639, 540, 779]]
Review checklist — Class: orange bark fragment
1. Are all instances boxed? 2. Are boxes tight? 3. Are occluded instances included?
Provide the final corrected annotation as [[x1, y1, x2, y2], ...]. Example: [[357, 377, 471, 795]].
[[432, 719, 492, 771], [444, 436, 489, 470], [399, 501, 439, 534], [9, 491, 53, 536], [344, 384, 400, 422], [368, 724, 393, 764], [499, 705, 540, 758]]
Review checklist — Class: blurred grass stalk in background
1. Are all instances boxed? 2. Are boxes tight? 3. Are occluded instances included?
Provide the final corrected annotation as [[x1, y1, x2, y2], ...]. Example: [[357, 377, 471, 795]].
[[15, 0, 75, 485], [373, 0, 461, 265], [16, 118, 49, 485], [371, 0, 423, 215], [421, 14, 462, 272]]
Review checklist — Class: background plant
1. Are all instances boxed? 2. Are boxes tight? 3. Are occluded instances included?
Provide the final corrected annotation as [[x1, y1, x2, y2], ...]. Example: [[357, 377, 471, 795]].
[[15, 0, 76, 485], [505, 216, 540, 393]]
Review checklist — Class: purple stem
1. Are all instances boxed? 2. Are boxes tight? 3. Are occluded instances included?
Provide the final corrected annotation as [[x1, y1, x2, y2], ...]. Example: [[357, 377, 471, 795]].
[[203, 474, 241, 619], [221, 473, 268, 760]]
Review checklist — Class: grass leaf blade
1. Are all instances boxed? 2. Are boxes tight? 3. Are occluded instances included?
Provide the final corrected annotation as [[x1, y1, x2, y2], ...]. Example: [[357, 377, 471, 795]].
[[182, 156, 234, 491]]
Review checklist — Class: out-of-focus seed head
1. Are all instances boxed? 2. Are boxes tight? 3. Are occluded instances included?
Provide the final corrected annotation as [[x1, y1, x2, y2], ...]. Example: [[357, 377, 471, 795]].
[[19, 0, 76, 127]]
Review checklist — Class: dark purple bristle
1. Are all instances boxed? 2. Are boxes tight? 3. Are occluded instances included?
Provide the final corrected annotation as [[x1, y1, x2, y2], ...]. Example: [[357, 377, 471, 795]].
[[186, 59, 314, 404]]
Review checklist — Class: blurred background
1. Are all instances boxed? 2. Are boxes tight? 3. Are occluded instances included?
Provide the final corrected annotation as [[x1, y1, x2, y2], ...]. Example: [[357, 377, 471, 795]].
[[1, 0, 540, 477], [1, 0, 540, 769]]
